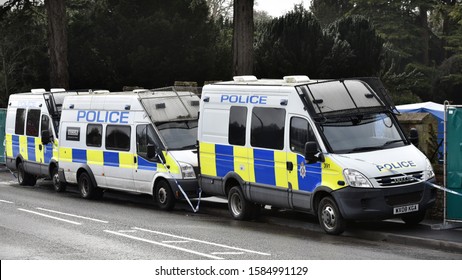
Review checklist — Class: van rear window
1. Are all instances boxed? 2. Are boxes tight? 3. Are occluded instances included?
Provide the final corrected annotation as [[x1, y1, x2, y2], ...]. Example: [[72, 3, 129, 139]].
[[251, 107, 285, 150], [229, 106, 247, 146], [26, 109, 41, 137], [106, 125, 131, 151], [15, 109, 26, 135]]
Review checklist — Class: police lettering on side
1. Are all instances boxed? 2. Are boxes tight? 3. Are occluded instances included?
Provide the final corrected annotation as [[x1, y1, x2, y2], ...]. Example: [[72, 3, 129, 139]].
[[220, 95, 267, 104], [77, 110, 129, 124]]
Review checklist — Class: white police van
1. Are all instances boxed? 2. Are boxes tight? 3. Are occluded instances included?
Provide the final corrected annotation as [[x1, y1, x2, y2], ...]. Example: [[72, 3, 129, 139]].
[[56, 88, 200, 210], [4, 89, 81, 190], [198, 76, 436, 234]]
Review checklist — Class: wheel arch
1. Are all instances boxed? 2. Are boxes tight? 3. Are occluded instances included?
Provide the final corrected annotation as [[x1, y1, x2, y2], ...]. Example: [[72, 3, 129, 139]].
[[76, 165, 98, 188]]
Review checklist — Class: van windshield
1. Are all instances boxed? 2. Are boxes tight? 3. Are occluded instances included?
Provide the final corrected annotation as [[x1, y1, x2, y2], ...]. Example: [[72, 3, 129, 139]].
[[320, 112, 407, 154], [156, 120, 198, 150]]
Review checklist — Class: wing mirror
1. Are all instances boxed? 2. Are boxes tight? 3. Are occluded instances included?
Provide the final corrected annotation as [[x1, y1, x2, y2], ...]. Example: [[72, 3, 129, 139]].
[[305, 141, 324, 164], [409, 128, 419, 146], [41, 130, 53, 145]]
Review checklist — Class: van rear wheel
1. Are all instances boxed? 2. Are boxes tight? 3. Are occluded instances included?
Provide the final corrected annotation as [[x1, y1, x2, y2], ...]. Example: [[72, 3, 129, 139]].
[[78, 172, 103, 199], [318, 196, 346, 235], [228, 186, 255, 220], [17, 162, 36, 186]]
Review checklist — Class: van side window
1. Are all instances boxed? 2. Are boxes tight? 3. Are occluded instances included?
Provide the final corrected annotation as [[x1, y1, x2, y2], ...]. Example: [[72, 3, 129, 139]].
[[87, 124, 102, 147], [15, 108, 26, 135], [26, 109, 41, 137], [136, 124, 158, 160], [290, 117, 315, 154], [229, 106, 247, 146], [106, 125, 131, 151], [251, 107, 285, 150]]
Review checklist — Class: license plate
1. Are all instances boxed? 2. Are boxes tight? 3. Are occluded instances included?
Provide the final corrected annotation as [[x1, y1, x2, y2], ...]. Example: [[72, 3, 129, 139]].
[[393, 204, 419, 215]]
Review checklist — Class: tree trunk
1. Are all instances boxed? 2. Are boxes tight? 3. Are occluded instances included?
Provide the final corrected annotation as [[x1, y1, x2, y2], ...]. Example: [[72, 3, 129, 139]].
[[233, 0, 254, 76], [419, 5, 430, 66], [45, 0, 69, 89]]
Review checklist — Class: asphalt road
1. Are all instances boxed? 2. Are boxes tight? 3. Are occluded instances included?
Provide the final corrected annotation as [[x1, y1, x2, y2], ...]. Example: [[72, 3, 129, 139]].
[[0, 170, 460, 260]]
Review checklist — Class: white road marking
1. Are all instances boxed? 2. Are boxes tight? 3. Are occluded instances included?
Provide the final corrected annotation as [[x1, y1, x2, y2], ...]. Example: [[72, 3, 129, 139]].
[[104, 230, 223, 260], [18, 208, 82, 225], [118, 230, 137, 233], [162, 240, 190, 244], [36, 207, 109, 223], [0, 199, 14, 204], [133, 227, 271, 256], [211, 252, 245, 255]]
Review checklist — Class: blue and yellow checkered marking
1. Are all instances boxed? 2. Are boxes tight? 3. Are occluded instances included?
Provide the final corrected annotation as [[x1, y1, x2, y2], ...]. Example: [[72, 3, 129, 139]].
[[6, 133, 54, 164], [59, 148, 179, 174], [199, 142, 341, 192]]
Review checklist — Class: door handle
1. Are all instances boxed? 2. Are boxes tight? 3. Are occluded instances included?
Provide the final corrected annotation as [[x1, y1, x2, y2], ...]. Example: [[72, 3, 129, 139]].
[[134, 156, 137, 164], [286, 161, 294, 171], [39, 144, 42, 151]]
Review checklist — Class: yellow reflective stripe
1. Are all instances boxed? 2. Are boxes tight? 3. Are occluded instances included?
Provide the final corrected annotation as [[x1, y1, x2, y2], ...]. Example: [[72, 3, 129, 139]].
[[87, 150, 103, 165], [199, 142, 216, 176], [233, 146, 249, 181], [164, 152, 180, 174], [19, 135, 28, 160], [52, 139, 59, 161], [119, 152, 134, 169], [274, 151, 288, 188], [59, 147, 73, 162], [321, 156, 345, 191], [287, 152, 299, 190], [34, 137, 43, 163], [5, 134, 12, 157], [248, 148, 256, 183]]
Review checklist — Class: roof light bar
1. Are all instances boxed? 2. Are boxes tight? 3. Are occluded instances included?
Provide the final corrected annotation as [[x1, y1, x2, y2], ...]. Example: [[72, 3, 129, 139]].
[[283, 75, 310, 83]]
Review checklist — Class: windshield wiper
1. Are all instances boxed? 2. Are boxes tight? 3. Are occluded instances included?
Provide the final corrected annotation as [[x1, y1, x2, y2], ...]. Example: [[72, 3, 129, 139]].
[[180, 144, 198, 150], [382, 139, 405, 147], [348, 146, 383, 153]]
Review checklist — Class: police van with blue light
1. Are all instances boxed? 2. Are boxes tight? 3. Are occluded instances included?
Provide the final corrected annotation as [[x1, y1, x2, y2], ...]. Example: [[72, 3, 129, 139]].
[[197, 75, 436, 234], [4, 88, 83, 190], [56, 88, 200, 210]]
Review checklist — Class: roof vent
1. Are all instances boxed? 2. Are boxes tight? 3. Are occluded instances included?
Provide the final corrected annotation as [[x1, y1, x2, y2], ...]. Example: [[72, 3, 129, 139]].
[[50, 88, 66, 93], [283, 75, 310, 83], [93, 90, 110, 94], [31, 88, 46, 93], [233, 75, 258, 82]]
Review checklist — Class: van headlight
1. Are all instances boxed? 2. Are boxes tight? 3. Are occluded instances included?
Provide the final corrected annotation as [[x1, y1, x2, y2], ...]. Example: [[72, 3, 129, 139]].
[[423, 159, 435, 180], [179, 162, 196, 179], [343, 169, 373, 188]]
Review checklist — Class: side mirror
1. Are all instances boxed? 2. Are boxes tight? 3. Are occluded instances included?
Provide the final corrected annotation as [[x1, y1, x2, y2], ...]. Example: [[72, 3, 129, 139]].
[[41, 130, 52, 145], [147, 144, 166, 163], [305, 141, 323, 164], [409, 128, 419, 146]]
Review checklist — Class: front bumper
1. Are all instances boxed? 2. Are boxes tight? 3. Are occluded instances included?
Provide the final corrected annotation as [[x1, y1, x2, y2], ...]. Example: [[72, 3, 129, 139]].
[[332, 179, 437, 221], [167, 178, 201, 199]]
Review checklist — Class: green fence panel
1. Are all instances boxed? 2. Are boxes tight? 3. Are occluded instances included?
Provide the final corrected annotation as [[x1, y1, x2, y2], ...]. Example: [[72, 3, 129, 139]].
[[0, 109, 6, 164], [446, 107, 462, 220]]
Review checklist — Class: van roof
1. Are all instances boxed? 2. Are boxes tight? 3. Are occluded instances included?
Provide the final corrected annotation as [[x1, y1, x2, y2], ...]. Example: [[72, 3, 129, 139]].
[[212, 75, 323, 87]]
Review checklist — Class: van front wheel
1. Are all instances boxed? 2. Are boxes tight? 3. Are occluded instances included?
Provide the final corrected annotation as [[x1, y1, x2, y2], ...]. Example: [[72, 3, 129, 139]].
[[155, 180, 175, 211], [228, 186, 255, 220], [318, 196, 346, 235], [52, 167, 66, 192]]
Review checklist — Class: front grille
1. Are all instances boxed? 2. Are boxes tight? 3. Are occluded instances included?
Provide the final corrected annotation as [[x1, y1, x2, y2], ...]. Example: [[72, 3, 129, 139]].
[[385, 191, 423, 206], [375, 171, 423, 187]]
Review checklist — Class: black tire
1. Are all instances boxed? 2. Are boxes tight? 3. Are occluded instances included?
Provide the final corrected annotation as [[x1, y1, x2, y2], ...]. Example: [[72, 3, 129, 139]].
[[52, 167, 66, 192], [318, 196, 346, 235], [155, 180, 175, 211], [78, 172, 103, 199], [401, 210, 426, 225], [17, 162, 36, 186], [228, 186, 256, 220]]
